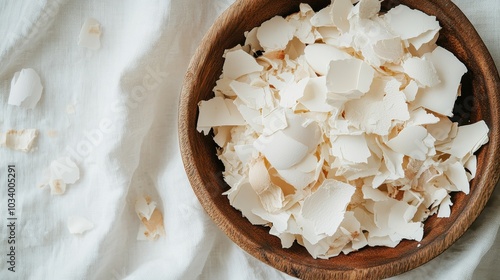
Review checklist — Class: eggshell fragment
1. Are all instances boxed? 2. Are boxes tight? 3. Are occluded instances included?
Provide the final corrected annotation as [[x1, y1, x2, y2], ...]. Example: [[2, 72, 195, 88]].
[[344, 78, 409, 135], [331, 134, 371, 163], [357, 0, 381, 19], [445, 161, 470, 194], [304, 44, 351, 75], [38, 157, 80, 195], [310, 4, 334, 27], [230, 80, 267, 109], [223, 49, 264, 80], [226, 182, 268, 225], [403, 56, 440, 88], [279, 78, 309, 108], [301, 180, 356, 237], [299, 77, 335, 112], [447, 120, 489, 160], [332, 0, 353, 33], [372, 37, 404, 64], [326, 58, 375, 98], [249, 158, 285, 212], [8, 68, 43, 109], [67, 216, 94, 234], [257, 16, 295, 51], [137, 208, 166, 241], [386, 126, 433, 161], [197, 97, 246, 135], [0, 129, 38, 152], [383, 5, 440, 40], [78, 18, 101, 50], [412, 47, 467, 116], [255, 131, 309, 170], [135, 196, 157, 221], [135, 196, 165, 241], [276, 153, 318, 190]]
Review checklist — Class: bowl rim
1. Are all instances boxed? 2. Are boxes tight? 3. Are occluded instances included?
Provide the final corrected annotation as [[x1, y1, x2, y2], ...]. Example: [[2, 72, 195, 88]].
[[178, 0, 500, 278]]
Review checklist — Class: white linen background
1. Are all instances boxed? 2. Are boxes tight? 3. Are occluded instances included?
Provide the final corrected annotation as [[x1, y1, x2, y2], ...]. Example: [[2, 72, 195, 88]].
[[0, 0, 498, 279]]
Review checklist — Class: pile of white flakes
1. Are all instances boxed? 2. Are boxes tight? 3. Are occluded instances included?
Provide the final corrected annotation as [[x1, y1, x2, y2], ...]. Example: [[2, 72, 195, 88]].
[[196, 0, 489, 258]]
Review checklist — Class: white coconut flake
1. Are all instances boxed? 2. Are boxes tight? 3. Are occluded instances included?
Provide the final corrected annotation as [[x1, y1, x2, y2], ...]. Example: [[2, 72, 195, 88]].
[[67, 216, 94, 234], [0, 129, 38, 152], [8, 68, 43, 109], [78, 18, 102, 50], [195, 1, 490, 260]]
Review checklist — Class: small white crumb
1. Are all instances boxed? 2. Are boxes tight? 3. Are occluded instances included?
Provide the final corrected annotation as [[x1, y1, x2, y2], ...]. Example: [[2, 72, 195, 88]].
[[78, 18, 102, 50], [8, 68, 43, 109], [67, 216, 94, 234], [0, 129, 38, 152]]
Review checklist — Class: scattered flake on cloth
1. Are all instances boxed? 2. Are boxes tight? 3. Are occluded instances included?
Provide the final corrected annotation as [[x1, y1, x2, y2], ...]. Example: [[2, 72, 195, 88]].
[[78, 18, 102, 50], [38, 157, 80, 195], [135, 196, 166, 241], [67, 216, 94, 234], [195, 1, 490, 259], [8, 68, 43, 109], [0, 129, 38, 152]]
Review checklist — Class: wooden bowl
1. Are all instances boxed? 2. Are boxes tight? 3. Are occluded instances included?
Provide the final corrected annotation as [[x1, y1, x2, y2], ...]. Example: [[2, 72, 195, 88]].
[[179, 0, 500, 278]]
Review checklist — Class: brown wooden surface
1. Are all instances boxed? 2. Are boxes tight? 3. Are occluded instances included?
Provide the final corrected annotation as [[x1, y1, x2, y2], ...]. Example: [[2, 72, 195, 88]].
[[178, 0, 500, 279]]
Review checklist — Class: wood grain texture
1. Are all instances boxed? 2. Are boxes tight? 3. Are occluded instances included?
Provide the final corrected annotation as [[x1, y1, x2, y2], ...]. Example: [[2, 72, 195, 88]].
[[178, 0, 500, 279]]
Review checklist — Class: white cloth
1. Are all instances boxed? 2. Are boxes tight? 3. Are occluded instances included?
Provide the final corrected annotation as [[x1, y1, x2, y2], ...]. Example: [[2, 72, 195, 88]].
[[0, 1, 498, 279]]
